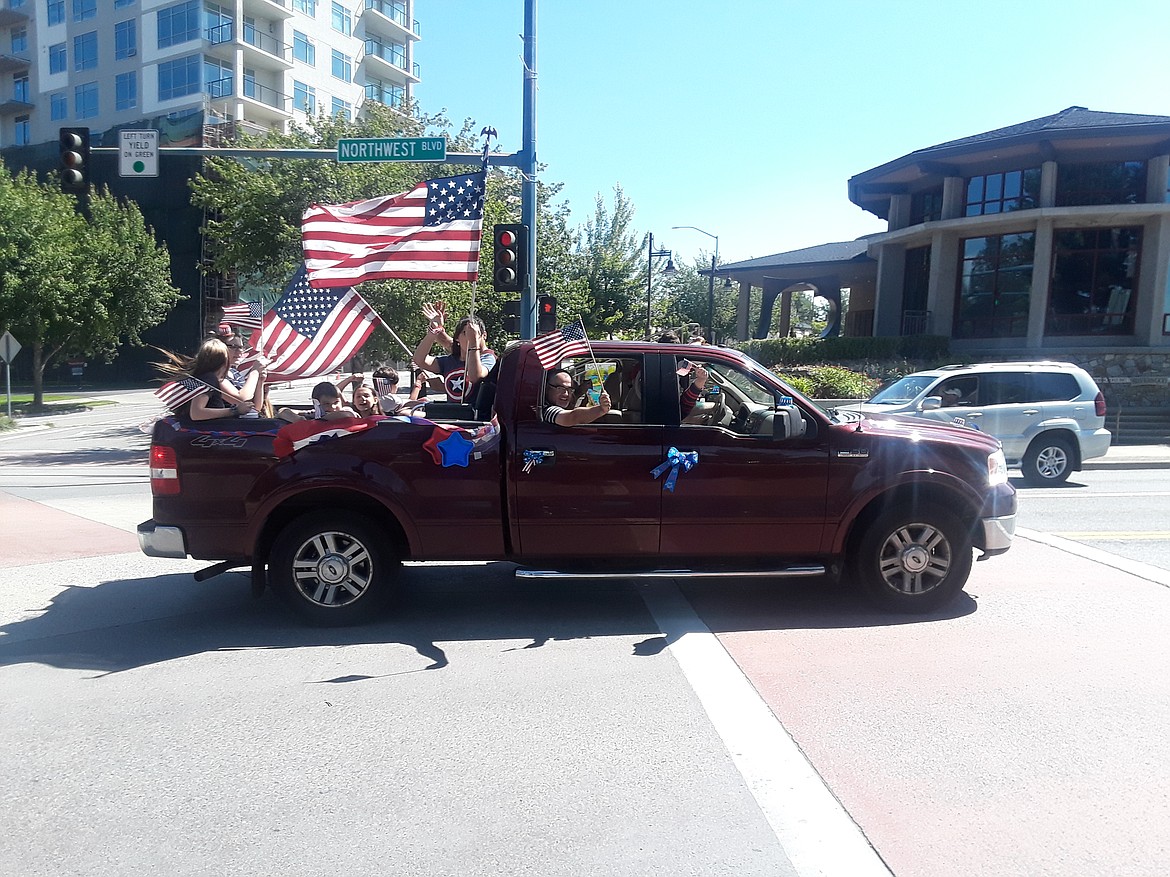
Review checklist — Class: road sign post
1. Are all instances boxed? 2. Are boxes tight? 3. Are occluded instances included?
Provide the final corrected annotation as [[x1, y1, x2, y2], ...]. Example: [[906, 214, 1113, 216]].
[[336, 137, 447, 163], [1, 330, 21, 418], [120, 130, 159, 177]]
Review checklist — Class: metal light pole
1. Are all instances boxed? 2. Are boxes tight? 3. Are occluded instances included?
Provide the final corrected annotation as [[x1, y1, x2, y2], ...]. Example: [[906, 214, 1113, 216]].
[[672, 225, 718, 343], [646, 232, 675, 338]]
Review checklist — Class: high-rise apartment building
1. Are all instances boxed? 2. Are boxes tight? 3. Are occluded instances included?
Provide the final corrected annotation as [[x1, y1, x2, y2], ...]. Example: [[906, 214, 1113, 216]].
[[0, 0, 419, 148]]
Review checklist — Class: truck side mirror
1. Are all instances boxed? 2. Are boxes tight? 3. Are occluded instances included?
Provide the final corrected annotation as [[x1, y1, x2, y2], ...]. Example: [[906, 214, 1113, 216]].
[[921, 396, 942, 411], [772, 399, 805, 440]]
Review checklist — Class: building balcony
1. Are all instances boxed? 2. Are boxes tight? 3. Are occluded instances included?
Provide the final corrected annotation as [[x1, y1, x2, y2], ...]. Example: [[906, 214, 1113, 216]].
[[0, 95, 32, 115], [361, 0, 420, 41], [207, 75, 293, 125], [0, 2, 29, 27], [206, 22, 293, 69], [0, 52, 29, 74], [242, 0, 293, 20], [358, 40, 418, 84]]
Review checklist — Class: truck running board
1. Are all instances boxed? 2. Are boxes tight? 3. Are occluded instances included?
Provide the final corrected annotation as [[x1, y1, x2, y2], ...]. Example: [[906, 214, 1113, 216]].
[[515, 565, 826, 580]]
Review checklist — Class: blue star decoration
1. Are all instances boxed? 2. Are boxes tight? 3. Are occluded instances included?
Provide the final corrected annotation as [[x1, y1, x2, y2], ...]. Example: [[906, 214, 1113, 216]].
[[436, 430, 475, 468]]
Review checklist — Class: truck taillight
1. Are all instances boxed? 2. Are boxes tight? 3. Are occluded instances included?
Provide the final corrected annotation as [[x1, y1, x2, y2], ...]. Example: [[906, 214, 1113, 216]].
[[1094, 391, 1106, 418], [150, 445, 180, 495]]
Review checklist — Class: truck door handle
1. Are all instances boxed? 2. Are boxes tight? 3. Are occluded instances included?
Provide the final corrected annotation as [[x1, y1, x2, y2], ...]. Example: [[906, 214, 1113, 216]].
[[522, 448, 555, 473], [966, 412, 983, 418]]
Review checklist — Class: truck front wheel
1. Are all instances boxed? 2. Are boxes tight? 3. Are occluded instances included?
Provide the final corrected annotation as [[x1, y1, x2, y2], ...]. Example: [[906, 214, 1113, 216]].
[[269, 511, 398, 625], [852, 504, 972, 613]]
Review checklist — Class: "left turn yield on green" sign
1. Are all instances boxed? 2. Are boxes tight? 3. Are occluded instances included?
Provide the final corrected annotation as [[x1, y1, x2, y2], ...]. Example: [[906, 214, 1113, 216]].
[[120, 130, 158, 177]]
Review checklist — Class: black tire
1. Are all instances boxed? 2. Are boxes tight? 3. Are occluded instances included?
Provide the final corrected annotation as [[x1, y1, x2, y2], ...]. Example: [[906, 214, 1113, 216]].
[[1023, 435, 1074, 485], [269, 511, 399, 625], [852, 504, 972, 613]]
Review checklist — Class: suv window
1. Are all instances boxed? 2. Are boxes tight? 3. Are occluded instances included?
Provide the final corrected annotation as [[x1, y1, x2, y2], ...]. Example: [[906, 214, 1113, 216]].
[[1030, 371, 1080, 402], [980, 372, 1030, 405]]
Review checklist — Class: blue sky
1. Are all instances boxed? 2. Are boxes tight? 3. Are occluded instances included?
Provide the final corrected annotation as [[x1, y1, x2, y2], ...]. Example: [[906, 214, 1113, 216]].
[[415, 0, 1170, 267]]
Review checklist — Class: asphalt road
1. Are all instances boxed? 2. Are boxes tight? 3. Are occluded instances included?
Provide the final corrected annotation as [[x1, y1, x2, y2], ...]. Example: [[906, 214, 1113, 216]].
[[1, 396, 1168, 876]]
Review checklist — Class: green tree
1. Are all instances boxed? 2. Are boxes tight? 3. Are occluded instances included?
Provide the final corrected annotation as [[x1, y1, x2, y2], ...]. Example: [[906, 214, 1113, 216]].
[[574, 186, 646, 338], [658, 253, 738, 343], [0, 169, 181, 407]]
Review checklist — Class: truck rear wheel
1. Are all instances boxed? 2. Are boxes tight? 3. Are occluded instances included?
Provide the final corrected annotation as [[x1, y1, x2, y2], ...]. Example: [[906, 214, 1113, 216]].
[[269, 511, 399, 625], [852, 504, 972, 613]]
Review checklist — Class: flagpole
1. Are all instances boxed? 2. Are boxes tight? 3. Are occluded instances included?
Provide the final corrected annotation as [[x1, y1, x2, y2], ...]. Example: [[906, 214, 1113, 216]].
[[376, 314, 416, 359]]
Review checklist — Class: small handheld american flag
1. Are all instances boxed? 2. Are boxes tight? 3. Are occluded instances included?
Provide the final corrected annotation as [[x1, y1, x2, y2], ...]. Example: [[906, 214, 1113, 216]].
[[531, 320, 590, 370]]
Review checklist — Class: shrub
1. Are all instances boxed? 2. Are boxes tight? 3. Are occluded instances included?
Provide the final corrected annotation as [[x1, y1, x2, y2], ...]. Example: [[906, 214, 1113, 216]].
[[773, 365, 879, 400]]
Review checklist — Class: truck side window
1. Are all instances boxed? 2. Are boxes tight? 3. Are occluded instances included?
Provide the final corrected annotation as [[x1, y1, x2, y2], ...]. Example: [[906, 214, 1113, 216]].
[[545, 356, 642, 425]]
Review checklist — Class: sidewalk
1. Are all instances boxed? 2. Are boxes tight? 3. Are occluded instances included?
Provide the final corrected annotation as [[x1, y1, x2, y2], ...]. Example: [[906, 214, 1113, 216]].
[[1082, 442, 1170, 470]]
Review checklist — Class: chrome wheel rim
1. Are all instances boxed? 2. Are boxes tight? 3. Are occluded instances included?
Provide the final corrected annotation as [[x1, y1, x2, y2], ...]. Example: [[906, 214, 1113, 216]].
[[1036, 446, 1068, 480], [877, 522, 951, 595], [290, 530, 373, 608]]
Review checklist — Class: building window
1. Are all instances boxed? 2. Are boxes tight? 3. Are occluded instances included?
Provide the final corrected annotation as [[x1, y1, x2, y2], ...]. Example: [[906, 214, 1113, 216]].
[[331, 96, 351, 119], [331, 49, 350, 81], [158, 53, 201, 100], [205, 56, 232, 97], [910, 187, 943, 224], [293, 0, 316, 16], [331, 1, 351, 35], [13, 73, 29, 102], [48, 0, 65, 25], [158, 0, 201, 49], [73, 31, 97, 70], [72, 0, 96, 21], [74, 81, 98, 119], [1055, 161, 1146, 207], [205, 2, 232, 41], [114, 0, 135, 7], [51, 92, 67, 120], [1047, 227, 1141, 336], [902, 245, 931, 334], [293, 79, 316, 113], [49, 42, 66, 74], [115, 70, 137, 109], [954, 232, 1034, 339], [293, 30, 315, 65], [14, 115, 29, 146], [11, 27, 27, 54], [115, 19, 137, 59], [964, 168, 1040, 216], [365, 78, 403, 108]]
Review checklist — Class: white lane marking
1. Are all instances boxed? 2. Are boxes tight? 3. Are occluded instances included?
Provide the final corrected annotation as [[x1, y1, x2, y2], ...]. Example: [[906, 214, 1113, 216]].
[[640, 579, 893, 877], [1024, 490, 1170, 498], [1018, 527, 1170, 589]]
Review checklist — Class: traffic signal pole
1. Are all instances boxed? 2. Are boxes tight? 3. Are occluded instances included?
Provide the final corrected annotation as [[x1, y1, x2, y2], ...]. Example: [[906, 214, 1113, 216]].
[[520, 0, 539, 339]]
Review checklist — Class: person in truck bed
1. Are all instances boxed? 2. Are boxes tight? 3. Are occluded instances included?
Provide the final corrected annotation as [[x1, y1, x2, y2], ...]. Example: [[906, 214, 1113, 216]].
[[414, 314, 496, 404], [542, 370, 611, 426], [277, 381, 358, 422]]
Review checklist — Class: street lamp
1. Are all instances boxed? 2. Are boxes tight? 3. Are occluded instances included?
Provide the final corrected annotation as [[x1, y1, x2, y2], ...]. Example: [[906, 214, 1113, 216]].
[[646, 232, 676, 337], [672, 225, 718, 343]]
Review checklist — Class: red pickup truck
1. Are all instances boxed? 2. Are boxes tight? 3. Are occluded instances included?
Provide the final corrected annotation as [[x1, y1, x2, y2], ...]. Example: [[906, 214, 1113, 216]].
[[139, 341, 1017, 623]]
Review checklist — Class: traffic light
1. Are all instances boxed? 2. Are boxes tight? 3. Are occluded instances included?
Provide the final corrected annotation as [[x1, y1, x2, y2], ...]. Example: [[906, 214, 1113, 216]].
[[502, 299, 521, 335], [58, 127, 90, 194], [537, 294, 557, 334], [492, 223, 528, 293]]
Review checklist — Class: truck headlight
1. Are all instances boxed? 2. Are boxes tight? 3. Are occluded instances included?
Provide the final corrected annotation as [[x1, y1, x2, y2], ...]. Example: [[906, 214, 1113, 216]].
[[987, 449, 1008, 486]]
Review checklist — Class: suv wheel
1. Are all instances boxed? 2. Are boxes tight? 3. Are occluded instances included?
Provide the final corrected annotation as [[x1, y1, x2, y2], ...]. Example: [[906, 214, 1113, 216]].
[[1023, 435, 1073, 485]]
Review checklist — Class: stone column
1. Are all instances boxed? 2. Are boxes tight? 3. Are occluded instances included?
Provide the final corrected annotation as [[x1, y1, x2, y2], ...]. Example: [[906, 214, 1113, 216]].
[[736, 281, 750, 341], [873, 243, 905, 336], [941, 177, 964, 220], [1028, 220, 1054, 348], [1039, 161, 1057, 208]]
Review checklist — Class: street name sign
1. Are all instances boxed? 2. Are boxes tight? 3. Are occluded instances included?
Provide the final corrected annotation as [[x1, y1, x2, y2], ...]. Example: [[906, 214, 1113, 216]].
[[337, 137, 447, 163], [120, 130, 159, 177]]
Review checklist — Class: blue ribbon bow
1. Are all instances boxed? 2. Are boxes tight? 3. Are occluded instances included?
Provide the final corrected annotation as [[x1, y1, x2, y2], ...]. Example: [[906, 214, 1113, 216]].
[[651, 447, 699, 491], [522, 449, 546, 473]]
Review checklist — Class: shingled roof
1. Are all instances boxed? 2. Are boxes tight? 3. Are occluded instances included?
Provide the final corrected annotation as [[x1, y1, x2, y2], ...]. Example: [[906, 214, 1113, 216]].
[[915, 106, 1170, 157], [719, 239, 873, 272]]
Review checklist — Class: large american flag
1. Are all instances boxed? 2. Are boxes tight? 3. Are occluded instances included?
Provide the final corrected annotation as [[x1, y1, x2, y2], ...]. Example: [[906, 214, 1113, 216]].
[[259, 264, 379, 380], [301, 171, 486, 287], [532, 321, 590, 370], [221, 301, 266, 330], [154, 377, 211, 411]]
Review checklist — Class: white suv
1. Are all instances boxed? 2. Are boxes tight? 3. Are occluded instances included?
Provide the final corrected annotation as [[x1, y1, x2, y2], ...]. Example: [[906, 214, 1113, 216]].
[[856, 361, 1111, 485]]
